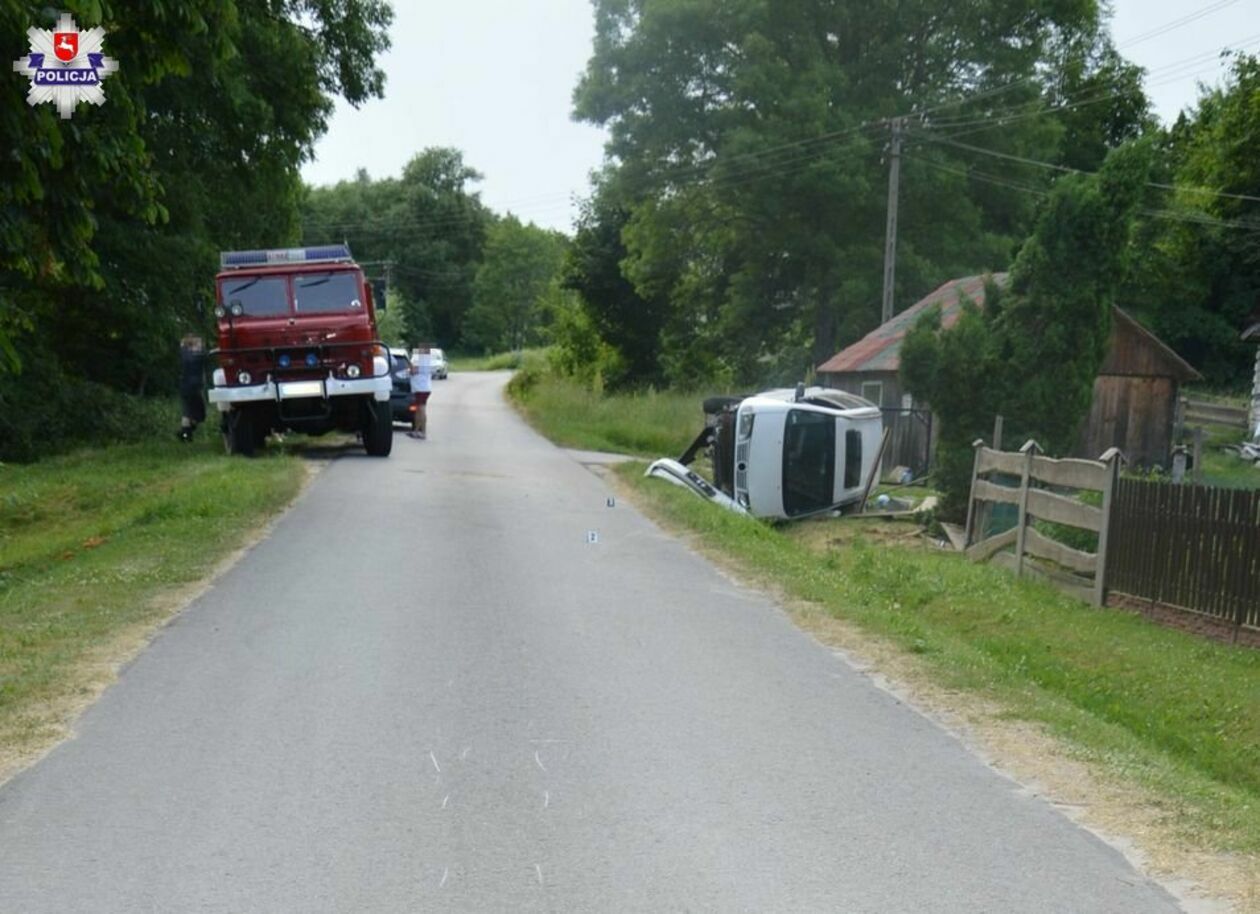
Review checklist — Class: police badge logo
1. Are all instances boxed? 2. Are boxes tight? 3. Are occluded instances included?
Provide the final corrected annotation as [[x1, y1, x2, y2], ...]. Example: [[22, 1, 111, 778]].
[[12, 12, 118, 119]]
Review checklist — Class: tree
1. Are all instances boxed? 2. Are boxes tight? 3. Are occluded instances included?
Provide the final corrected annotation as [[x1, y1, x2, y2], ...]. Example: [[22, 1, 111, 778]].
[[562, 187, 670, 385], [1118, 54, 1260, 388], [572, 0, 1130, 385], [901, 140, 1153, 514], [465, 216, 569, 353], [301, 149, 491, 348]]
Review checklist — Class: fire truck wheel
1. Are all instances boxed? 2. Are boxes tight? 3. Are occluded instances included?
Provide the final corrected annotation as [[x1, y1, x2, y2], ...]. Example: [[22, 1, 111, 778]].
[[363, 401, 393, 457], [222, 410, 257, 457]]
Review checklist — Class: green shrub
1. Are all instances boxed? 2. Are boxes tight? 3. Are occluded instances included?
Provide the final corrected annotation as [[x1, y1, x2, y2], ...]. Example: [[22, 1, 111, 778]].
[[0, 358, 182, 463]]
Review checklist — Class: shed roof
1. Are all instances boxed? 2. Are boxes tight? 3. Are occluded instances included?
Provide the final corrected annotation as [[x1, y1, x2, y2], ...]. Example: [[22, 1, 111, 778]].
[[816, 274, 1004, 374], [818, 273, 1200, 382]]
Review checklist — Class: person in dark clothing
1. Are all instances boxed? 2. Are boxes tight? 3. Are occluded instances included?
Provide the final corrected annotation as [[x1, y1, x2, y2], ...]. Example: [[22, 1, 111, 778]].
[[178, 334, 207, 442]]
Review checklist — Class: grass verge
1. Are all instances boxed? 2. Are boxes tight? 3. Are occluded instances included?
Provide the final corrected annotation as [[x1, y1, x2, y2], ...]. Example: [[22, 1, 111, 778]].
[[510, 373, 712, 457], [0, 434, 309, 780], [615, 464, 1260, 854], [448, 347, 551, 373]]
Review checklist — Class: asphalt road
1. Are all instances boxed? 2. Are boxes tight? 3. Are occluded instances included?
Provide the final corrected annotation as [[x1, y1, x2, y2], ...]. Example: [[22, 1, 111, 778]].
[[0, 372, 1184, 913]]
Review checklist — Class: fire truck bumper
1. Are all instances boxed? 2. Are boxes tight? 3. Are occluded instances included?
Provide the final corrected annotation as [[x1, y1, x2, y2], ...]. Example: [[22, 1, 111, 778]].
[[209, 374, 391, 411]]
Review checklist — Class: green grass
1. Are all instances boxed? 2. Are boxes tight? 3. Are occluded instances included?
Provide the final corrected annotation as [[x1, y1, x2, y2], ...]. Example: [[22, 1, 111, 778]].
[[1194, 423, 1260, 490], [447, 347, 551, 373], [510, 373, 714, 458], [0, 435, 307, 763], [618, 463, 1260, 854]]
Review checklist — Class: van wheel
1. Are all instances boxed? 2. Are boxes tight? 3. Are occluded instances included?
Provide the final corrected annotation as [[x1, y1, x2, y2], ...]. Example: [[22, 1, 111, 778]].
[[363, 401, 393, 457], [222, 410, 257, 457], [702, 396, 742, 416]]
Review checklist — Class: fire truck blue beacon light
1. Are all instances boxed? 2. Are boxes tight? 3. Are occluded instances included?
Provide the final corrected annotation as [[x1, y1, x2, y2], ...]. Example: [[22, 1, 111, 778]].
[[278, 354, 292, 369], [218, 245, 353, 269]]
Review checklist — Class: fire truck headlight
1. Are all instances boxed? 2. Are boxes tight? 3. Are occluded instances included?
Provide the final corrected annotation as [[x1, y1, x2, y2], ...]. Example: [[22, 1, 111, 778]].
[[238, 370, 252, 385], [346, 364, 362, 379], [214, 306, 226, 319], [229, 302, 245, 318]]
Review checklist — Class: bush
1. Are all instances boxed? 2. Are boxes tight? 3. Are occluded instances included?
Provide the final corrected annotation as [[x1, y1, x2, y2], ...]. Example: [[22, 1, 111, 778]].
[[0, 357, 181, 462]]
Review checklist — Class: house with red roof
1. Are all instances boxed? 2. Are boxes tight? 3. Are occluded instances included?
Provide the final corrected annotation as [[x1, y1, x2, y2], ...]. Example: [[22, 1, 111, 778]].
[[817, 274, 1201, 471]]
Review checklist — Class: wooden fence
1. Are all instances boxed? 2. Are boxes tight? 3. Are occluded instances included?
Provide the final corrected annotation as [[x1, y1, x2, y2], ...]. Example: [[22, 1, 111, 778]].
[[1179, 397, 1250, 430], [964, 440, 1121, 606], [879, 407, 933, 477], [1108, 479, 1260, 635]]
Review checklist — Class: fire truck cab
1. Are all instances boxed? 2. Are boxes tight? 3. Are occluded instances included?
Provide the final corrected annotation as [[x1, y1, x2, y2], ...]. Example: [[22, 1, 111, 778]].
[[208, 245, 394, 457]]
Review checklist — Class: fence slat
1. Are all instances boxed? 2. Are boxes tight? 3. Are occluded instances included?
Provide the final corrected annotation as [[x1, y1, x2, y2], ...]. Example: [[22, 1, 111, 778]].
[[1029, 455, 1108, 491], [977, 447, 1025, 476], [966, 527, 1019, 562], [1021, 562, 1097, 605], [1024, 527, 1098, 575], [1026, 489, 1103, 532], [973, 479, 1021, 506]]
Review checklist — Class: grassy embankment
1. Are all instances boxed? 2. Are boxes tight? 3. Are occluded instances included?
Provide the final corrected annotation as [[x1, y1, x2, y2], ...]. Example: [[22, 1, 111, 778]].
[[0, 432, 307, 776], [510, 372, 1260, 860], [446, 348, 551, 374]]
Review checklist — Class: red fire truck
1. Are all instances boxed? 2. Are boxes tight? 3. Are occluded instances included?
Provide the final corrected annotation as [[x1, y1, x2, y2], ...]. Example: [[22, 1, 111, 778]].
[[208, 245, 394, 457]]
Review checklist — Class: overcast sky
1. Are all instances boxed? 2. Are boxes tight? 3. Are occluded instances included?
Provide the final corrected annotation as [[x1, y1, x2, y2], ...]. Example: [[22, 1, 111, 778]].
[[301, 0, 1260, 233]]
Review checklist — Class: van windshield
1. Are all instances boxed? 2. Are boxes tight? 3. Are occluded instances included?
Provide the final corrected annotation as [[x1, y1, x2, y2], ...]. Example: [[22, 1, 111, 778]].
[[220, 276, 289, 318], [294, 272, 362, 314], [782, 409, 836, 517]]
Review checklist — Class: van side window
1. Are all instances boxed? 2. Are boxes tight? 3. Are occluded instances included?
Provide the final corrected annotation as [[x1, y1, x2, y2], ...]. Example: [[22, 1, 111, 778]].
[[844, 429, 862, 489]]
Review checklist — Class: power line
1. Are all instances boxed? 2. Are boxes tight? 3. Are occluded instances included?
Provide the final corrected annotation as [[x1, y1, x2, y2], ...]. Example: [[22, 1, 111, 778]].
[[1118, 0, 1243, 49], [911, 129, 1260, 204], [903, 152, 1260, 232]]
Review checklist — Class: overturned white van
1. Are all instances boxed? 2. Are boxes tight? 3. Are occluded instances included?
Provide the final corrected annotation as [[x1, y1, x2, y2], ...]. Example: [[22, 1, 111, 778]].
[[647, 386, 884, 521]]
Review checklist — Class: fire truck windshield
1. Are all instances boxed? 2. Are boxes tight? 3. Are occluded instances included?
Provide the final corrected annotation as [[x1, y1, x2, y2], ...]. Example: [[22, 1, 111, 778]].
[[220, 276, 288, 317], [294, 272, 362, 314]]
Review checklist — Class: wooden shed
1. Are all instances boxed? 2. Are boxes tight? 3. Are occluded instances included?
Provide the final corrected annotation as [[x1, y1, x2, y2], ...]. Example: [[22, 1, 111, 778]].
[[817, 274, 1201, 470]]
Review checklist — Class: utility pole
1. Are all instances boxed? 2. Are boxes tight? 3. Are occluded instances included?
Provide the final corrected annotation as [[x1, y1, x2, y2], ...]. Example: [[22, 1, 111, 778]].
[[881, 117, 905, 324]]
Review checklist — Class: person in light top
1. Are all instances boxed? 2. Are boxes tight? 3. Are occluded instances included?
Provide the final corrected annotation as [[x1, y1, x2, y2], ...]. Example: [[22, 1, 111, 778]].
[[408, 344, 433, 439]]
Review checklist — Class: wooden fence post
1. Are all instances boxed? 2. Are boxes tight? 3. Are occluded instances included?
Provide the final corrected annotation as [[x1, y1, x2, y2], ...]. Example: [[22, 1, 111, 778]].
[[1192, 427, 1204, 485], [964, 438, 985, 547], [993, 415, 1004, 451], [1014, 439, 1040, 578], [1095, 447, 1125, 608]]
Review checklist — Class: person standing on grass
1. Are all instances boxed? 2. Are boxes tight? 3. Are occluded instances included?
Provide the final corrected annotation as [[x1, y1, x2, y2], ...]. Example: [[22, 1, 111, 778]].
[[408, 344, 433, 439], [178, 334, 207, 442]]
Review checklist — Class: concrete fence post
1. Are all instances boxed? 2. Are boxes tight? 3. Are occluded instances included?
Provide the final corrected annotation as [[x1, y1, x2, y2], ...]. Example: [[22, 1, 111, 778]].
[[1014, 439, 1041, 578], [1095, 447, 1126, 608], [964, 438, 985, 547]]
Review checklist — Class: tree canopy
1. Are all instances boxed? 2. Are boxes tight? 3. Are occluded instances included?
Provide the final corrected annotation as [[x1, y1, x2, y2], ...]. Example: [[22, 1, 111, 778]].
[[901, 140, 1153, 513], [566, 0, 1149, 386]]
